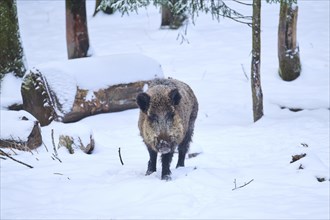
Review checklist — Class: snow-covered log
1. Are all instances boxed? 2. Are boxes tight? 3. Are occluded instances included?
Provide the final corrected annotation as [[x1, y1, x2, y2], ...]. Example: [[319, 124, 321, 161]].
[[21, 54, 164, 126], [0, 110, 42, 150]]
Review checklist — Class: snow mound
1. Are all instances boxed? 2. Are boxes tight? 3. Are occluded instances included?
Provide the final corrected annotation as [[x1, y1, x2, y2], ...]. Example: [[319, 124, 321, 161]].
[[36, 53, 163, 90], [0, 110, 38, 141]]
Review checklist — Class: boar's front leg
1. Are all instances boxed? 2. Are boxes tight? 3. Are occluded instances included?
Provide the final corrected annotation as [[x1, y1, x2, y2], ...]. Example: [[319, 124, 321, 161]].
[[146, 147, 157, 175], [161, 152, 174, 181]]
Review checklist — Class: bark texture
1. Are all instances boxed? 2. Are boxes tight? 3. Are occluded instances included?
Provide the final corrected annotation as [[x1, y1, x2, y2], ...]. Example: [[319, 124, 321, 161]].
[[278, 2, 301, 81], [66, 0, 90, 59], [21, 69, 57, 126], [66, 81, 147, 123], [0, 0, 26, 79], [251, 0, 263, 122]]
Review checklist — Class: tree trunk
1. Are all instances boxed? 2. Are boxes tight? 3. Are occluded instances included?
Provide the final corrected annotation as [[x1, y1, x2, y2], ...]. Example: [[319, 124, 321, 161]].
[[66, 0, 90, 59], [161, 0, 187, 29], [278, 2, 301, 81], [161, 4, 172, 27], [0, 0, 26, 79], [251, 0, 263, 122]]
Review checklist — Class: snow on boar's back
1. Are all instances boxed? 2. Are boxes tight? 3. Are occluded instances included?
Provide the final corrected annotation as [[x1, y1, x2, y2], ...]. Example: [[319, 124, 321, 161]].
[[137, 78, 198, 180]]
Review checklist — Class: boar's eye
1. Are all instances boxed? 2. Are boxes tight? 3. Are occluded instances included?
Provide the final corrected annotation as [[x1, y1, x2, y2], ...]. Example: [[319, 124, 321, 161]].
[[148, 114, 158, 123]]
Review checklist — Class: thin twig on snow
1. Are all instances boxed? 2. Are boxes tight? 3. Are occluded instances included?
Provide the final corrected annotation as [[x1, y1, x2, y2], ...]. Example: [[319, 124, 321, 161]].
[[118, 147, 124, 165], [0, 148, 33, 169], [232, 178, 254, 191]]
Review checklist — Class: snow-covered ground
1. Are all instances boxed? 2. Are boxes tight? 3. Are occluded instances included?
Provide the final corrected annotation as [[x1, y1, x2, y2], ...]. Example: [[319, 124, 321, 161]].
[[1, 1, 329, 219]]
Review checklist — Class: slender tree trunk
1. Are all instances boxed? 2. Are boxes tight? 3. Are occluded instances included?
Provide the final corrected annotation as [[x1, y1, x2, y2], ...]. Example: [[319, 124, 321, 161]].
[[278, 1, 301, 81], [161, 4, 172, 27], [66, 0, 90, 59], [0, 0, 26, 79], [251, 0, 263, 122], [161, 0, 187, 29]]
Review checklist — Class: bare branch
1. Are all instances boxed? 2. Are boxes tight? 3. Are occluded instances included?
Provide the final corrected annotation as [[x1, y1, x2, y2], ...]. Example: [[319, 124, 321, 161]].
[[51, 129, 62, 163], [225, 16, 252, 27], [51, 129, 57, 156], [232, 178, 254, 190], [118, 147, 124, 165], [42, 140, 49, 152], [0, 148, 33, 169], [241, 64, 249, 81], [232, 0, 253, 6]]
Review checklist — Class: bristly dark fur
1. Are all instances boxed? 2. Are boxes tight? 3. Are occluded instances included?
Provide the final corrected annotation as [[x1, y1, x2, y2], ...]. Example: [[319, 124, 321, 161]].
[[137, 78, 198, 180]]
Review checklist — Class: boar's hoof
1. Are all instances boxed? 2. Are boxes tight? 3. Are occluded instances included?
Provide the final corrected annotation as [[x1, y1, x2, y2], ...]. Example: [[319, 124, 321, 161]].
[[161, 174, 172, 181], [145, 170, 155, 176]]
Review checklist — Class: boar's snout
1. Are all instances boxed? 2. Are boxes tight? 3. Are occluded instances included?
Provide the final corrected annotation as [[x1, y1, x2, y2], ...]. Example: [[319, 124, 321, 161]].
[[154, 135, 175, 154], [157, 140, 171, 154]]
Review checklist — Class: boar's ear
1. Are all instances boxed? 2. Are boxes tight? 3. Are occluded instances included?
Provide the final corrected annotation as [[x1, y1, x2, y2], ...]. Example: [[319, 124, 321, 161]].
[[169, 89, 181, 106], [137, 93, 150, 113]]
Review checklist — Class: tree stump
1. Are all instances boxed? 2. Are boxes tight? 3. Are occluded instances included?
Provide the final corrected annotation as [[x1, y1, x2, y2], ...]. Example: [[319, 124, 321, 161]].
[[21, 54, 164, 126], [0, 110, 42, 150]]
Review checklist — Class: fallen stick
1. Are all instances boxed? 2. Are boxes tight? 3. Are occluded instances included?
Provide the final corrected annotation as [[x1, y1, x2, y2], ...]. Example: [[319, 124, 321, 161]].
[[0, 148, 33, 169], [50, 129, 62, 163], [232, 178, 254, 191], [118, 147, 124, 165]]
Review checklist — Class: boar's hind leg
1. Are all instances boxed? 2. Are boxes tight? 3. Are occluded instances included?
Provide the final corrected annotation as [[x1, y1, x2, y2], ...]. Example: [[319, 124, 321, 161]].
[[177, 103, 198, 168], [176, 129, 192, 168], [161, 152, 174, 180], [146, 147, 157, 175]]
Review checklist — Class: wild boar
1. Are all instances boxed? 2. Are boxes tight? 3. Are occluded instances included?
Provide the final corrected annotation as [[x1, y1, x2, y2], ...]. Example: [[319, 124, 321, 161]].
[[137, 78, 198, 180]]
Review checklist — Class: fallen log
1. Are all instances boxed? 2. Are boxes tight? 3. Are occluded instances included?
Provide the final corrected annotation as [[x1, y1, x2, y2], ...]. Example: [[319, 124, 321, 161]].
[[21, 54, 164, 126]]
